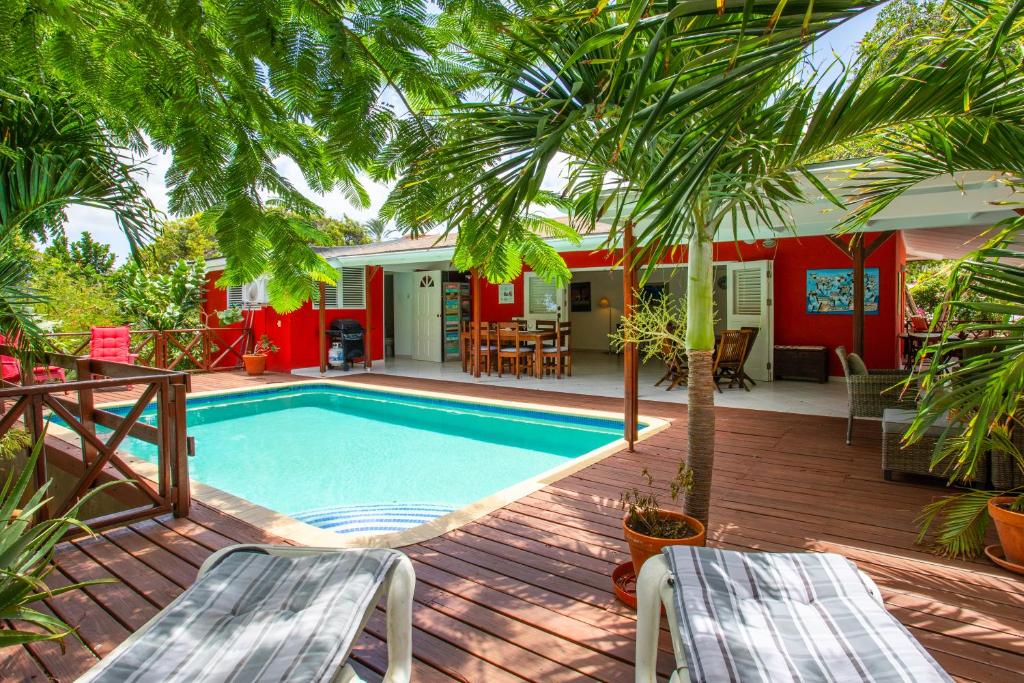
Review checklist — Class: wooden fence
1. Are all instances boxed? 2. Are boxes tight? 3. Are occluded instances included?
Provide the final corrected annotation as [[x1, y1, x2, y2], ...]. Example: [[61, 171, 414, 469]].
[[0, 348, 192, 530], [45, 327, 252, 372]]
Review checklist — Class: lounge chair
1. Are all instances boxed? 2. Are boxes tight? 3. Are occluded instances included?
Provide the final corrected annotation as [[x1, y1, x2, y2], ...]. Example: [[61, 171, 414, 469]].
[[635, 546, 951, 683], [0, 335, 66, 384], [78, 544, 415, 683]]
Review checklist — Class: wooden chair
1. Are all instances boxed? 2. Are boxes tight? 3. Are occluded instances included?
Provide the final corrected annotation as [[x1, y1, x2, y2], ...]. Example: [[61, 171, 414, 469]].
[[712, 329, 750, 392], [496, 323, 532, 378], [511, 317, 528, 331], [471, 322, 497, 375], [541, 322, 573, 378], [460, 320, 472, 372], [655, 339, 688, 391], [738, 326, 760, 386]]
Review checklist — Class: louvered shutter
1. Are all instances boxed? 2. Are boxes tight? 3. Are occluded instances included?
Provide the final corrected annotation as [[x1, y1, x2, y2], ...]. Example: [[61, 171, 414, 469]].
[[340, 267, 366, 308], [732, 268, 763, 316], [226, 285, 244, 309]]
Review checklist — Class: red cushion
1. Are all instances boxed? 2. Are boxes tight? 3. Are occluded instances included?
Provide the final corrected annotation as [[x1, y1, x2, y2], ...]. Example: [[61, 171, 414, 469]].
[[90, 326, 132, 362], [909, 315, 929, 333]]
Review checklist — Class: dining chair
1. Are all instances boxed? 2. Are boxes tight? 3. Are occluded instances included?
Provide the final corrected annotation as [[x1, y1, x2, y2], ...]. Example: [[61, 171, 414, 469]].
[[472, 322, 497, 375], [542, 321, 573, 378], [738, 326, 760, 386], [496, 323, 532, 378], [460, 320, 470, 372], [655, 338, 688, 391], [536, 319, 557, 347], [712, 329, 750, 392]]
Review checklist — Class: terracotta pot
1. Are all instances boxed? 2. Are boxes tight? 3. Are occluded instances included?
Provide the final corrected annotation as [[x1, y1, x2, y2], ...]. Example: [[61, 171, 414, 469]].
[[622, 509, 706, 575], [990, 496, 1024, 566], [242, 354, 267, 376]]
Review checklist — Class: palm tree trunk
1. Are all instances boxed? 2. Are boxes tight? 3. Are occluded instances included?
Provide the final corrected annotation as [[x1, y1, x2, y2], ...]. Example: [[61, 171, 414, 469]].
[[684, 223, 716, 526]]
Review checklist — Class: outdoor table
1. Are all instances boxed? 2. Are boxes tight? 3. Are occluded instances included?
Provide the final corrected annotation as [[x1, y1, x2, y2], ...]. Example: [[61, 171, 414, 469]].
[[461, 327, 557, 378]]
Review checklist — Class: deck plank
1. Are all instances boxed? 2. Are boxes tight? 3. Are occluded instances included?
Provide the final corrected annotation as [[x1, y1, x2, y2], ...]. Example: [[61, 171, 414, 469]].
[[3, 369, 1023, 682]]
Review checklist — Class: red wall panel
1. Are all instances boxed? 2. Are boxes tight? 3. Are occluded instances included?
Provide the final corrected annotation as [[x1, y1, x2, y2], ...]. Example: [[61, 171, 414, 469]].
[[202, 267, 385, 372]]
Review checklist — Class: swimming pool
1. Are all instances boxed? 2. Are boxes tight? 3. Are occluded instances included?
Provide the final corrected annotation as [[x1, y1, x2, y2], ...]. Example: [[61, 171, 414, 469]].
[[86, 383, 639, 538]]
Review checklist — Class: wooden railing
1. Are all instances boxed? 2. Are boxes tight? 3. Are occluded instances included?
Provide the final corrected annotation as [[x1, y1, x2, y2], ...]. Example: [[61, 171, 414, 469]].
[[45, 327, 252, 372], [0, 349, 192, 531]]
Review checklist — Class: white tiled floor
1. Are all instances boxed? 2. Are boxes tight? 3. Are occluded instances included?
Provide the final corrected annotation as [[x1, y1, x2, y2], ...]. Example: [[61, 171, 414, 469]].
[[294, 350, 849, 418]]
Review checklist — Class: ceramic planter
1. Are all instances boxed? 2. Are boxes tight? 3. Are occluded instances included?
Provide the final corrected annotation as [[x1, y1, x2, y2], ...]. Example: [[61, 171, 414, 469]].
[[622, 509, 706, 575], [242, 354, 267, 376], [989, 496, 1024, 567]]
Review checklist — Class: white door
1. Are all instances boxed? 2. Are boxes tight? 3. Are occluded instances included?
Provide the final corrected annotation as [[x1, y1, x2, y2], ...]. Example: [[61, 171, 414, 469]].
[[413, 271, 442, 361], [523, 273, 567, 327], [725, 260, 774, 382]]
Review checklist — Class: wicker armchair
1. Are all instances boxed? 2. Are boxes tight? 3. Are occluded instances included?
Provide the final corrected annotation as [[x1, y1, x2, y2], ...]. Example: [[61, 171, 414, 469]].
[[836, 346, 915, 445], [991, 429, 1024, 489]]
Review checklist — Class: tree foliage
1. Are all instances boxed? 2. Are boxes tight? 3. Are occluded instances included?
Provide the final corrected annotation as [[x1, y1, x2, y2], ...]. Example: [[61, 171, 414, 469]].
[[44, 231, 116, 276], [1, 0, 476, 310], [114, 259, 205, 330]]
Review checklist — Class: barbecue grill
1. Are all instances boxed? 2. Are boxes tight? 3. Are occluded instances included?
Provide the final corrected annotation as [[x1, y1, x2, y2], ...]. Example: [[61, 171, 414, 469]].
[[327, 318, 364, 371]]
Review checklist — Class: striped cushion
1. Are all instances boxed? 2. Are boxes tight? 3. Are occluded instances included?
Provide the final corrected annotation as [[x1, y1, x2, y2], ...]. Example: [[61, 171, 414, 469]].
[[664, 547, 951, 683], [83, 548, 399, 682]]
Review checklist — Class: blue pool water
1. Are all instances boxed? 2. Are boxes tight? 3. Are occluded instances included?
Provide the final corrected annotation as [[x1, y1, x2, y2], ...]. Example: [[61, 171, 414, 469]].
[[88, 384, 629, 535]]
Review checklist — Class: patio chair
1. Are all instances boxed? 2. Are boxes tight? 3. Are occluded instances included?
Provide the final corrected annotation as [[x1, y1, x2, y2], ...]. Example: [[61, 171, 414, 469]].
[[541, 321, 572, 378], [0, 335, 66, 384], [654, 338, 687, 391], [471, 321, 497, 375], [635, 546, 951, 683], [711, 329, 750, 392], [738, 326, 759, 386], [836, 346, 915, 445], [496, 322, 532, 378], [78, 544, 415, 683], [89, 326, 139, 365]]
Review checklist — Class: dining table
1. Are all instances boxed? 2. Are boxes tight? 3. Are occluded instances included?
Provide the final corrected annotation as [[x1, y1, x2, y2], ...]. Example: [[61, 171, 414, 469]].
[[461, 327, 557, 378]]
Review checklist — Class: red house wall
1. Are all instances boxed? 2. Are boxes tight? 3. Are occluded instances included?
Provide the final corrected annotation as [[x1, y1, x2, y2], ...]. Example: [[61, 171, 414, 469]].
[[204, 234, 903, 376], [203, 268, 386, 372], [472, 233, 903, 375]]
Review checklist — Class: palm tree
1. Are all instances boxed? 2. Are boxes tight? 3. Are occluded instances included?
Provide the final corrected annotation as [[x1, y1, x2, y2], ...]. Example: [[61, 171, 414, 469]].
[[0, 86, 155, 351], [386, 0, 1024, 526], [365, 218, 391, 242]]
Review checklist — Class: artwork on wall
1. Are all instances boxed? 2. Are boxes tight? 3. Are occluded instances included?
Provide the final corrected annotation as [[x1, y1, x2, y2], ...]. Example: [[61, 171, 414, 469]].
[[641, 283, 667, 302], [806, 268, 880, 314], [570, 282, 592, 312], [498, 283, 515, 305]]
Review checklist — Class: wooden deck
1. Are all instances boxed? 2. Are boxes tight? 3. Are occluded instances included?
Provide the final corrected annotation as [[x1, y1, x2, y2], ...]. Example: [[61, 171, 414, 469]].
[[4, 370, 1023, 682]]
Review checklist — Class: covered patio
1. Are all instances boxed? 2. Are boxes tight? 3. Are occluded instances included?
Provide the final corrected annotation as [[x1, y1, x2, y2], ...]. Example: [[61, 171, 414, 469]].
[[6, 370, 1022, 682]]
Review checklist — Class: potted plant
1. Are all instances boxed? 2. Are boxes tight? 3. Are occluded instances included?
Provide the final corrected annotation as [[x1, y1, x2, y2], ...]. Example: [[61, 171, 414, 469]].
[[216, 307, 244, 326], [620, 462, 706, 575], [908, 229, 1024, 573], [989, 495, 1024, 569], [243, 334, 278, 375]]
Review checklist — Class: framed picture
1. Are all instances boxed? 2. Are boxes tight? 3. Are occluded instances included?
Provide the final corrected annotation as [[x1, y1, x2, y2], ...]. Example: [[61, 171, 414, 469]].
[[498, 282, 514, 305], [570, 282, 592, 312], [806, 268, 880, 314], [641, 283, 666, 302]]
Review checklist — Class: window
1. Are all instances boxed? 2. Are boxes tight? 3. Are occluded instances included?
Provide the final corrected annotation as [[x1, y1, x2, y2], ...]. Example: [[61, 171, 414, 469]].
[[527, 277, 560, 314], [226, 285, 244, 309], [313, 267, 366, 309], [340, 266, 366, 308], [732, 268, 762, 316]]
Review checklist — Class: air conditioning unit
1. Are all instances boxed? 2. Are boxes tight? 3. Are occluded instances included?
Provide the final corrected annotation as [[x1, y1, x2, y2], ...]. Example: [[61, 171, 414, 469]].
[[241, 277, 269, 308]]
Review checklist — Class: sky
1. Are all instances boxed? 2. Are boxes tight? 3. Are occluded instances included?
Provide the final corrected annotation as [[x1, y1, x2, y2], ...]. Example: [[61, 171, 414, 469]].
[[65, 4, 886, 261]]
